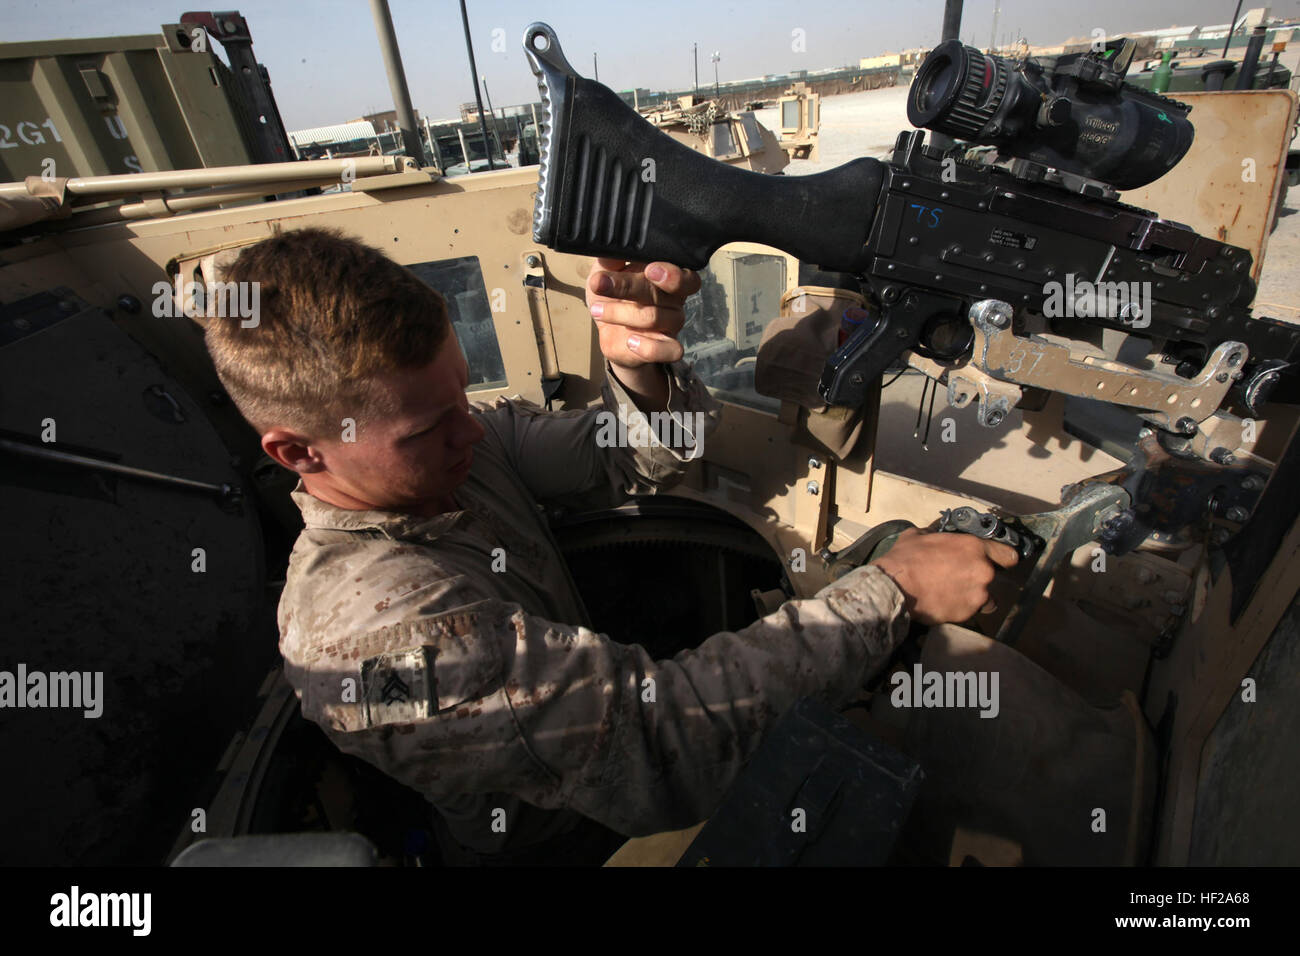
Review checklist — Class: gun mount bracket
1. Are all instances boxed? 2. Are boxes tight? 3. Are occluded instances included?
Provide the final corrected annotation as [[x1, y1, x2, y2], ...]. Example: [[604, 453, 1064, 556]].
[[945, 361, 1021, 428], [995, 482, 1131, 645], [905, 351, 1022, 429], [967, 299, 1247, 433], [1078, 430, 1270, 555]]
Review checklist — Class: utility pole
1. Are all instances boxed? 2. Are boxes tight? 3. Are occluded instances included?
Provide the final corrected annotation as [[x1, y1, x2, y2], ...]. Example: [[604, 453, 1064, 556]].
[[457, 0, 495, 171], [989, 0, 1000, 52], [694, 42, 699, 92], [593, 52, 598, 81]]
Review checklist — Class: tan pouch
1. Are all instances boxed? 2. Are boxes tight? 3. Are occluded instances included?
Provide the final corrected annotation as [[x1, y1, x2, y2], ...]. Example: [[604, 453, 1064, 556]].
[[755, 285, 877, 460]]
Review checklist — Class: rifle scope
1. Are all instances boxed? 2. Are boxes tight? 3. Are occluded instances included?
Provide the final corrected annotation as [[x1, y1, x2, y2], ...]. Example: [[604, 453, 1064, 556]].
[[907, 40, 1194, 190]]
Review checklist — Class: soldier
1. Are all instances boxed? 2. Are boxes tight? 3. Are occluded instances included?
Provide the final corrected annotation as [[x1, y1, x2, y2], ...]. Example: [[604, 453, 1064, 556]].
[[204, 227, 1017, 864]]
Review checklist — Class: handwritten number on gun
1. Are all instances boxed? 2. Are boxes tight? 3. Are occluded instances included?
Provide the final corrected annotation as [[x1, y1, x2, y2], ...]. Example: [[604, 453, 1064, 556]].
[[909, 204, 944, 228], [1005, 342, 1046, 376]]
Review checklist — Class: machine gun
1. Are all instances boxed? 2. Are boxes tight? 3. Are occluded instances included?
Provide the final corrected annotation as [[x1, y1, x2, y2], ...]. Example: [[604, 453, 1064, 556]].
[[523, 23, 1298, 412], [521, 23, 1300, 614]]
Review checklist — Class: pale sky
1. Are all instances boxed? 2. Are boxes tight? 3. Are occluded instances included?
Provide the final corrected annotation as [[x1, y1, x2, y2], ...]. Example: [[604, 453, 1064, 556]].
[[2, 0, 1295, 129]]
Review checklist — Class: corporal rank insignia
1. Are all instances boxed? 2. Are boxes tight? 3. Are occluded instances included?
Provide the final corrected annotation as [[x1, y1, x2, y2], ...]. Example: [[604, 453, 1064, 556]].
[[360, 648, 437, 728]]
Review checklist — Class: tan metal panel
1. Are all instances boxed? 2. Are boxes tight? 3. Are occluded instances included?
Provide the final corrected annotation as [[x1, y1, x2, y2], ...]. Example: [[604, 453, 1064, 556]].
[[1120, 90, 1298, 287]]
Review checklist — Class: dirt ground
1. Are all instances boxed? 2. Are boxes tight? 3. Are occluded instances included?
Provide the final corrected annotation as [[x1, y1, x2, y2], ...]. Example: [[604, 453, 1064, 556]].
[[754, 76, 1300, 323]]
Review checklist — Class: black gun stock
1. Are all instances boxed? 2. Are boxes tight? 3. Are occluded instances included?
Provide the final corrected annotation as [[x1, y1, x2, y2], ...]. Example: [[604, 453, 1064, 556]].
[[525, 22, 882, 273]]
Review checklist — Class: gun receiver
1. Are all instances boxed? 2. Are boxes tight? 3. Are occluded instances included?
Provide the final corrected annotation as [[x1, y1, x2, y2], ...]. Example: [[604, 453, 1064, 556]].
[[524, 22, 1300, 428]]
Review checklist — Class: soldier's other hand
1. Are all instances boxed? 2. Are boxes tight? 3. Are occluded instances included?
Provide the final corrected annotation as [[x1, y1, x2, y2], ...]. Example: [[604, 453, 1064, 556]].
[[870, 528, 1019, 626], [586, 258, 700, 369]]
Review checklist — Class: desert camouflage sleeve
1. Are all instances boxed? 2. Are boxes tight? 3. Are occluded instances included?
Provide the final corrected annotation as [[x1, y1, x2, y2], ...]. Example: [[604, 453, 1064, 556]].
[[474, 358, 722, 509], [287, 561, 909, 837]]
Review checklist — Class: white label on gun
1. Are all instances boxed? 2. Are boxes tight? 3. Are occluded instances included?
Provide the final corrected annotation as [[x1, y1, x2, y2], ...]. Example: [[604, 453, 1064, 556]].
[[989, 228, 1037, 250]]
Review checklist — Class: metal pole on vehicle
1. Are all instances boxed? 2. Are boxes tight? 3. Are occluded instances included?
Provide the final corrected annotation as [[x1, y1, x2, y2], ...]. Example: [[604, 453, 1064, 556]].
[[423, 115, 442, 169], [1223, 0, 1245, 58], [481, 75, 503, 163], [456, 127, 470, 170], [368, 0, 428, 167], [1234, 25, 1267, 89], [459, 0, 496, 170], [929, 0, 964, 151]]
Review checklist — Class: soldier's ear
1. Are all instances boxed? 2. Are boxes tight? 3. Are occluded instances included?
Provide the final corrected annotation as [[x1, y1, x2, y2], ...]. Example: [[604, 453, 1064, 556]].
[[262, 428, 325, 474]]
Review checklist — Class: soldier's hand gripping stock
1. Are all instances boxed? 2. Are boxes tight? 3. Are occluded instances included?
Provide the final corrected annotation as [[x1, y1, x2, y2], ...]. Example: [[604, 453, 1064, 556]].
[[586, 258, 699, 370]]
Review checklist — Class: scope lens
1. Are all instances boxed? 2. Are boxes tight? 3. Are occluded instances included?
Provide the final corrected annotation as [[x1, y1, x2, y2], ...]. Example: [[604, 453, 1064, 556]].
[[917, 55, 959, 113], [907, 41, 997, 138]]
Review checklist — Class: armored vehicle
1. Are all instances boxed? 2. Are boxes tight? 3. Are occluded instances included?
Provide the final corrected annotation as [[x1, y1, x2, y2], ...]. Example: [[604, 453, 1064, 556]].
[[3, 7, 1300, 869]]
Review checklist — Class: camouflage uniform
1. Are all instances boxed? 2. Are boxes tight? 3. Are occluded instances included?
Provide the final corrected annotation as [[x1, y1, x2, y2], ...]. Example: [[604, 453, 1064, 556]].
[[278, 359, 910, 860]]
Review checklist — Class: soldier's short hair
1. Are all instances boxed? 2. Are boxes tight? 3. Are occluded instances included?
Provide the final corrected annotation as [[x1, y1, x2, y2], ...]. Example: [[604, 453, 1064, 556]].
[[204, 227, 451, 438]]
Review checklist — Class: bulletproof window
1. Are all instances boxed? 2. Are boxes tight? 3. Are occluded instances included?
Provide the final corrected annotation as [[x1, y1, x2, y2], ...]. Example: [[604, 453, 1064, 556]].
[[406, 256, 507, 390], [681, 249, 786, 412], [738, 112, 764, 152], [711, 122, 739, 158], [781, 99, 800, 132]]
